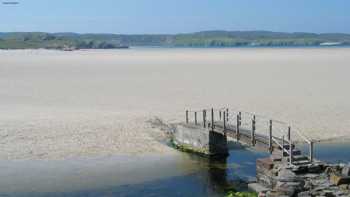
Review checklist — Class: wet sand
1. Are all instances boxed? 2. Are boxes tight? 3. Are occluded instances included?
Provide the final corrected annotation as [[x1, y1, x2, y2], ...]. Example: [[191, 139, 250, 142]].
[[0, 48, 350, 160]]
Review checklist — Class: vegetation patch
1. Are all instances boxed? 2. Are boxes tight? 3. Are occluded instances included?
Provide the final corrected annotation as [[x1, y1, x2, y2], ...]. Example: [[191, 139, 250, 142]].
[[226, 191, 258, 197], [170, 138, 210, 157], [1, 31, 350, 49]]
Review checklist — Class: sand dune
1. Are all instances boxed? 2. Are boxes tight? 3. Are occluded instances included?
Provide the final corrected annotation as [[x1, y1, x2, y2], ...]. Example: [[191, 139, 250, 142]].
[[0, 48, 350, 160]]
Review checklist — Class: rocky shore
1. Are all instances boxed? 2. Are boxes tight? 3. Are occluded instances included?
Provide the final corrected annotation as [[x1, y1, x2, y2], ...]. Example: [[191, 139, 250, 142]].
[[255, 157, 350, 197]]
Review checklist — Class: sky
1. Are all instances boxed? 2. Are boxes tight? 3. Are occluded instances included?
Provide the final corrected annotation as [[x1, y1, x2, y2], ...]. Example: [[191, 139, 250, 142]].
[[0, 0, 349, 34]]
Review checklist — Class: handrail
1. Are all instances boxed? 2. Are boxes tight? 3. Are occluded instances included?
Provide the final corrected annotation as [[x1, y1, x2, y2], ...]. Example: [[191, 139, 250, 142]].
[[185, 107, 315, 162], [294, 127, 312, 144], [272, 136, 290, 156]]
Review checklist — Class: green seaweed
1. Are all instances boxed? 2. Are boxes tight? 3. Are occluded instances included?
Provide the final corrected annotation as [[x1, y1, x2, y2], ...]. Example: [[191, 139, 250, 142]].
[[226, 191, 258, 197], [169, 138, 210, 157]]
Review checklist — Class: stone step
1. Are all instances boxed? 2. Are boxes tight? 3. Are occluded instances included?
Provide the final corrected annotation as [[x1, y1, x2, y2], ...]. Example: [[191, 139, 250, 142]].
[[272, 149, 301, 159], [282, 144, 295, 150], [282, 149, 301, 156], [292, 160, 312, 166], [288, 155, 309, 162]]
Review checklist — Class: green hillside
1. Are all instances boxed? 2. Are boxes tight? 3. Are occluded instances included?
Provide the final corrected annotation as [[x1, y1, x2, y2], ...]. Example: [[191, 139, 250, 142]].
[[1, 31, 350, 49]]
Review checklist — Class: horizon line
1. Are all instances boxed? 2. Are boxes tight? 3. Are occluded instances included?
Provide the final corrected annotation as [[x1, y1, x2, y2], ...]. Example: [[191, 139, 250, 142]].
[[1, 30, 350, 35]]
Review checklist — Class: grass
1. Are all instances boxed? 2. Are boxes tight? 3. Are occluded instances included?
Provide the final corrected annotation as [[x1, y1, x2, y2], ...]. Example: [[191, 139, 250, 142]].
[[226, 191, 258, 197]]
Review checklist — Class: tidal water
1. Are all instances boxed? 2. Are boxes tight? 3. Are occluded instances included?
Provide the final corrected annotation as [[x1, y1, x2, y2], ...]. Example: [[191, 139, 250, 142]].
[[1, 141, 349, 197], [299, 140, 350, 163]]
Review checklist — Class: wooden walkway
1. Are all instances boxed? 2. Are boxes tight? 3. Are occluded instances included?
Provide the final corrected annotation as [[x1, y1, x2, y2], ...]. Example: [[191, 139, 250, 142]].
[[185, 108, 315, 166]]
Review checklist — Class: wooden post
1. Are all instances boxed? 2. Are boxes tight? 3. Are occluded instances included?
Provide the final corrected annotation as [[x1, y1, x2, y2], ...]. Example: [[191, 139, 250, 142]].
[[289, 136, 293, 165], [223, 112, 227, 136], [251, 115, 256, 146], [194, 112, 197, 125], [288, 126, 293, 164], [219, 111, 222, 120], [239, 112, 242, 126], [236, 114, 240, 141], [288, 126, 291, 141], [226, 108, 229, 122], [203, 110, 206, 128], [309, 141, 314, 162], [282, 136, 285, 158], [211, 108, 214, 131], [269, 120, 273, 153], [186, 110, 189, 124]]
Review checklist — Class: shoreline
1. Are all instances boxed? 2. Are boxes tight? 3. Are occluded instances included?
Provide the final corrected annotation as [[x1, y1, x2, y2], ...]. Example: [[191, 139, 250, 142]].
[[1, 45, 350, 51]]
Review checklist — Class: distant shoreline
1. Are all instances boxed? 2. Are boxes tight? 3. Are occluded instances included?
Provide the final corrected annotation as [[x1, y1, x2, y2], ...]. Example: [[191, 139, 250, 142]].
[[1, 31, 350, 50], [1, 45, 350, 51]]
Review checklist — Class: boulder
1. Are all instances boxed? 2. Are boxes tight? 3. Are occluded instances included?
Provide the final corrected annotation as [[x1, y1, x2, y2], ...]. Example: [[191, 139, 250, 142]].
[[342, 166, 350, 176], [257, 158, 274, 170], [330, 173, 350, 186], [297, 191, 311, 197], [277, 169, 298, 182], [339, 184, 349, 190]]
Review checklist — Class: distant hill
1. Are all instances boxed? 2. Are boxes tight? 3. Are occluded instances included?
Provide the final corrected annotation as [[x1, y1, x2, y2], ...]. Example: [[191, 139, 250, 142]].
[[1, 31, 350, 49]]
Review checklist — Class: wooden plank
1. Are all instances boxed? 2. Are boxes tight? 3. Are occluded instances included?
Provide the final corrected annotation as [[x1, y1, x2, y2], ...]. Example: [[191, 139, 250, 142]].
[[186, 110, 189, 124], [269, 120, 273, 153], [252, 115, 256, 146], [194, 112, 197, 125], [236, 114, 240, 141], [211, 108, 214, 130], [309, 141, 314, 162], [203, 110, 206, 128]]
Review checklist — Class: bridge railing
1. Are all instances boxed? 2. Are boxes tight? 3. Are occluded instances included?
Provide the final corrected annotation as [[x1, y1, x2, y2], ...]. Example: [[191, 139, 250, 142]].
[[185, 107, 315, 163]]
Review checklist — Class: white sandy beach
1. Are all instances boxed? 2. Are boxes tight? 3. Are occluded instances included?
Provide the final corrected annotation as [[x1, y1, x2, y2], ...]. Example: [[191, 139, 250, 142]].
[[0, 48, 350, 160]]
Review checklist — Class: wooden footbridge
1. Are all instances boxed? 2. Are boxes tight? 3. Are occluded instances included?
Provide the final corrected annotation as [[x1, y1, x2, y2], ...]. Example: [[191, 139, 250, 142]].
[[185, 108, 315, 165]]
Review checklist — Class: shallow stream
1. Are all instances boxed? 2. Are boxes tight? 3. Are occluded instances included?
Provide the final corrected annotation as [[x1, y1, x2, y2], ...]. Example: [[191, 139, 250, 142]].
[[0, 141, 349, 197]]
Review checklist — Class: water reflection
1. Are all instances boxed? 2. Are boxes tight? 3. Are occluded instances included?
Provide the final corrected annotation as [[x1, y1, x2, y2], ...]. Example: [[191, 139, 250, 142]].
[[208, 157, 230, 192], [0, 148, 270, 197], [107, 155, 243, 197]]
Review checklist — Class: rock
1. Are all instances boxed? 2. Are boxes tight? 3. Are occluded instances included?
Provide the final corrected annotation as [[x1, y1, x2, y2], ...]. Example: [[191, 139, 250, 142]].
[[274, 182, 299, 196], [257, 158, 274, 170], [277, 169, 298, 182], [248, 183, 269, 193], [297, 191, 311, 197], [304, 173, 320, 179], [323, 190, 336, 197], [339, 184, 349, 190], [313, 185, 328, 192], [270, 153, 282, 162], [292, 165, 309, 174], [303, 180, 312, 190], [308, 164, 323, 173], [333, 190, 345, 196], [277, 181, 304, 188], [266, 190, 290, 197], [342, 166, 350, 176], [330, 173, 350, 186], [275, 187, 295, 195]]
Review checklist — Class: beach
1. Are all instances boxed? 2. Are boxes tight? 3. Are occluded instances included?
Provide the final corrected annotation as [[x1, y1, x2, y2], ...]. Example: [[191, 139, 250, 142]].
[[0, 48, 350, 160]]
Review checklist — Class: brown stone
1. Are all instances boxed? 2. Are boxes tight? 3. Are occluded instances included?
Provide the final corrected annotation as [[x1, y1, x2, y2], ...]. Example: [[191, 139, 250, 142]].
[[257, 157, 274, 170], [330, 173, 350, 186]]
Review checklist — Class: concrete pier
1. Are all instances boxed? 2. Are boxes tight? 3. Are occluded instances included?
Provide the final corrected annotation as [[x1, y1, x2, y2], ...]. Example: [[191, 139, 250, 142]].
[[172, 123, 228, 158]]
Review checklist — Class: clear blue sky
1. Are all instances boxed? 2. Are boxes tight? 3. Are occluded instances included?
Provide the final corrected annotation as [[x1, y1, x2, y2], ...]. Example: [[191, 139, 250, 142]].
[[0, 0, 349, 34]]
